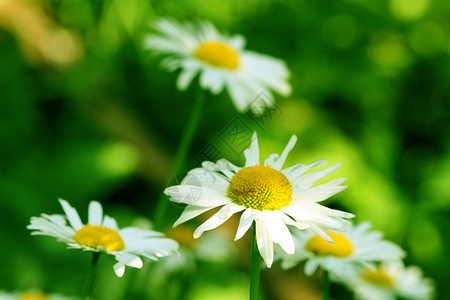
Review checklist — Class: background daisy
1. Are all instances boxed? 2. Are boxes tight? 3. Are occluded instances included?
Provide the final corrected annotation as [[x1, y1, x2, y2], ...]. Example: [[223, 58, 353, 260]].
[[347, 262, 435, 300], [0, 290, 76, 300], [28, 199, 179, 277], [280, 221, 405, 278], [165, 132, 354, 267], [145, 18, 291, 114]]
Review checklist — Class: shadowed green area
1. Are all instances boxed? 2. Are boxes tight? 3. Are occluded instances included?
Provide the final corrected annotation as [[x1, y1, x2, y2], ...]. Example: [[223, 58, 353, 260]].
[[0, 0, 449, 299]]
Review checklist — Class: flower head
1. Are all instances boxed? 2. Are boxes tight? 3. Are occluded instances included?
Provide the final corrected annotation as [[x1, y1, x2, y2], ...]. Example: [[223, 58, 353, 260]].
[[0, 290, 75, 300], [280, 222, 405, 278], [28, 199, 179, 277], [347, 262, 435, 300], [164, 132, 354, 267], [145, 18, 291, 114]]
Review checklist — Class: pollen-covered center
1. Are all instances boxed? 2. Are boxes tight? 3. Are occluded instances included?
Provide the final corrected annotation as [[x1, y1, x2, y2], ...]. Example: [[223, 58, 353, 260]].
[[73, 224, 125, 251], [194, 41, 240, 70], [227, 165, 293, 211], [19, 292, 50, 300], [363, 267, 394, 288], [306, 232, 354, 257]]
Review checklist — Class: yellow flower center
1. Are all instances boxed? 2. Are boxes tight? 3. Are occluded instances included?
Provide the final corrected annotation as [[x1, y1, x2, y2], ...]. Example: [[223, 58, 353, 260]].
[[227, 165, 293, 211], [363, 267, 394, 288], [194, 41, 240, 70], [73, 224, 125, 251], [306, 232, 354, 257], [19, 292, 50, 300]]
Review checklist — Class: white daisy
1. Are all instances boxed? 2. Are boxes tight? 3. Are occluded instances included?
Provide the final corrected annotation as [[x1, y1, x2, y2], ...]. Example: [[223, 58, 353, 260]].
[[280, 222, 406, 278], [164, 132, 355, 267], [347, 262, 435, 300], [144, 18, 291, 114], [27, 199, 179, 277], [0, 290, 76, 300]]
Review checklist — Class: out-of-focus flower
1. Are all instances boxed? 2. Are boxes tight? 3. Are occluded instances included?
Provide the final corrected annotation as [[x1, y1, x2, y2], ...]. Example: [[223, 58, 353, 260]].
[[280, 222, 405, 278], [27, 199, 179, 277], [0, 290, 75, 300], [155, 225, 236, 274], [165, 132, 354, 267], [0, 0, 83, 67], [347, 262, 435, 300], [144, 18, 291, 114]]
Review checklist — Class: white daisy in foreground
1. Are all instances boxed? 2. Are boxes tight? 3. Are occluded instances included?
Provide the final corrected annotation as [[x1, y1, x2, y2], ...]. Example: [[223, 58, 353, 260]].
[[144, 18, 291, 114], [280, 222, 405, 278], [347, 262, 435, 300], [0, 290, 76, 300], [164, 132, 354, 267], [28, 199, 179, 277]]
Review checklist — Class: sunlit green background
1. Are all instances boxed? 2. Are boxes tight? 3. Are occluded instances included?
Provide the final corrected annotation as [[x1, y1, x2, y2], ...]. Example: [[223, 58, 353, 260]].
[[1, 0, 449, 299]]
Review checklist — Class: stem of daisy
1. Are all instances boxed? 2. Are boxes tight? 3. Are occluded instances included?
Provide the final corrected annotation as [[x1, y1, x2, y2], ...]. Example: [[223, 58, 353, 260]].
[[322, 270, 330, 300], [153, 90, 205, 230], [80, 252, 100, 300], [249, 223, 260, 300]]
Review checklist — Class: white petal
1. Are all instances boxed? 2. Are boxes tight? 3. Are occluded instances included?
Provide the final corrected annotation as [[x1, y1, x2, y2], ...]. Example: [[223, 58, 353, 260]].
[[226, 78, 251, 112], [283, 204, 352, 231], [270, 135, 297, 170], [177, 67, 199, 90], [256, 219, 274, 268], [115, 252, 144, 269], [235, 208, 254, 240], [304, 259, 320, 276], [127, 238, 179, 256], [277, 212, 310, 230], [164, 186, 231, 207], [119, 227, 163, 242], [262, 211, 295, 254], [294, 163, 342, 189], [102, 215, 119, 230], [88, 201, 103, 226], [193, 204, 244, 238], [308, 223, 333, 243], [294, 178, 348, 202], [113, 262, 125, 277], [181, 167, 229, 190], [173, 205, 216, 227], [199, 68, 224, 94], [244, 132, 259, 167], [58, 199, 83, 230], [264, 153, 279, 166], [283, 159, 328, 181]]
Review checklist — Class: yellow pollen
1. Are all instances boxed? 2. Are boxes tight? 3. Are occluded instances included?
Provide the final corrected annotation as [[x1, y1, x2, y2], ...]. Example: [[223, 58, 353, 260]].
[[194, 41, 240, 70], [363, 267, 395, 288], [306, 232, 354, 257], [19, 292, 50, 300], [73, 224, 125, 251], [227, 165, 293, 211]]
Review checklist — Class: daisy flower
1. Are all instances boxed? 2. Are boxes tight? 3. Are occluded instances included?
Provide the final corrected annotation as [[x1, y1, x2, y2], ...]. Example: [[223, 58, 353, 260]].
[[164, 132, 355, 267], [0, 290, 75, 300], [27, 199, 179, 277], [347, 262, 435, 300], [144, 18, 291, 114], [280, 222, 406, 278]]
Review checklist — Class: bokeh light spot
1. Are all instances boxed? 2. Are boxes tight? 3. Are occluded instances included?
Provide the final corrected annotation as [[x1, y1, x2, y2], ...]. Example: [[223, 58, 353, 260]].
[[390, 0, 430, 21]]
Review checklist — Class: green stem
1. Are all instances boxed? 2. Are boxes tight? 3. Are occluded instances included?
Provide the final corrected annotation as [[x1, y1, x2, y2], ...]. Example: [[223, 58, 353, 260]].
[[249, 223, 260, 300], [80, 252, 100, 300], [153, 90, 206, 229], [322, 270, 330, 300]]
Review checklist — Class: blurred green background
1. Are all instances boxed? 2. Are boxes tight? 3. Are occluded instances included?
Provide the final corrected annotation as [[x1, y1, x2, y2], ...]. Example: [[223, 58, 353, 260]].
[[0, 0, 449, 299]]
